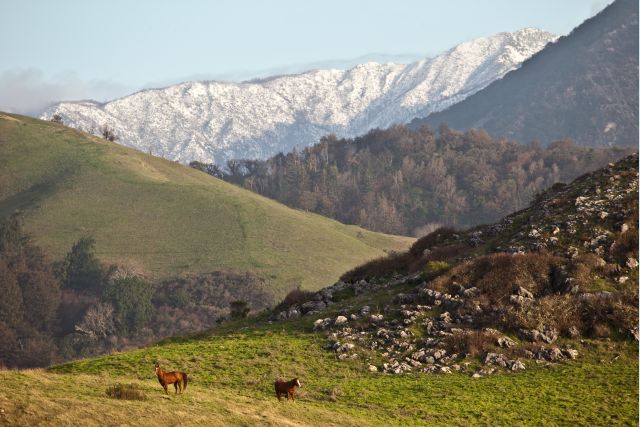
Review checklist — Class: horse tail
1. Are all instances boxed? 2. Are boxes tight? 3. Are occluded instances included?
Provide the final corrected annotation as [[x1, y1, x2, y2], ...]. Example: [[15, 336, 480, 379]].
[[182, 373, 188, 391]]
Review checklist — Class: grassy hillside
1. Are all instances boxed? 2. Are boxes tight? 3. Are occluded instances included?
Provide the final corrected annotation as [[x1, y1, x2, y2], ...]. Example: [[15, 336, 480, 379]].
[[0, 319, 636, 426], [0, 113, 412, 295]]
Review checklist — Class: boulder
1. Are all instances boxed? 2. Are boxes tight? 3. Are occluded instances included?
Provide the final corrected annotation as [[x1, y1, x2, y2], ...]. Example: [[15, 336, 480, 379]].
[[368, 365, 378, 372], [301, 300, 327, 314], [509, 360, 526, 371], [334, 316, 348, 325]]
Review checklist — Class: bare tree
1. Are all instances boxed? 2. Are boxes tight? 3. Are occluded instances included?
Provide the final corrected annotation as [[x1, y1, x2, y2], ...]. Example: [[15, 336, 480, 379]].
[[75, 303, 116, 339]]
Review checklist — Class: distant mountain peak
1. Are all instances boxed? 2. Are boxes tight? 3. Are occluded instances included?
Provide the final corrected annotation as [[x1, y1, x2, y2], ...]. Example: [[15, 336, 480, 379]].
[[41, 28, 556, 165]]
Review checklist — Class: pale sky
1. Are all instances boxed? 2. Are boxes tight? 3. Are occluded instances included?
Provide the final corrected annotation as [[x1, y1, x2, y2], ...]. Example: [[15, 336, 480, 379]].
[[0, 0, 614, 114]]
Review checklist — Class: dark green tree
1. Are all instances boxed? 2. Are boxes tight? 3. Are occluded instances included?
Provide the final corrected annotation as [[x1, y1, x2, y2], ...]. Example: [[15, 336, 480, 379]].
[[58, 237, 104, 292], [102, 276, 154, 334]]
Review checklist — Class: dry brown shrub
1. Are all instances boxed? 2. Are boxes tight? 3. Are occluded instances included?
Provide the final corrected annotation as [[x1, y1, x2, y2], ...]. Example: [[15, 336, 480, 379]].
[[274, 287, 315, 312], [340, 252, 412, 283], [444, 330, 496, 357], [501, 294, 582, 335], [409, 227, 457, 257]]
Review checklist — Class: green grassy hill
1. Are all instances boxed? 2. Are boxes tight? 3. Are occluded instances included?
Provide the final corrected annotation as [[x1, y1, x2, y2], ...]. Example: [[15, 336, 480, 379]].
[[0, 113, 412, 295], [0, 316, 636, 426]]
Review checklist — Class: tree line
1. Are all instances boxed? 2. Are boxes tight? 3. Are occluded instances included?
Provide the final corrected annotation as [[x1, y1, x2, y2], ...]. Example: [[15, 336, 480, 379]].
[[197, 124, 634, 235], [0, 214, 273, 368]]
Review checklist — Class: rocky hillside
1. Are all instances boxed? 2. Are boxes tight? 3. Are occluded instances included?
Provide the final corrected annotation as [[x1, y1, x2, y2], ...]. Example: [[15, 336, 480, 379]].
[[41, 29, 555, 164], [270, 154, 638, 377], [411, 0, 639, 148]]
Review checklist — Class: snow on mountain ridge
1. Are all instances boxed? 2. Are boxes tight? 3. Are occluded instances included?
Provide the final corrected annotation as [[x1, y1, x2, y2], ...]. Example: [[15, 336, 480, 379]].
[[42, 28, 557, 164]]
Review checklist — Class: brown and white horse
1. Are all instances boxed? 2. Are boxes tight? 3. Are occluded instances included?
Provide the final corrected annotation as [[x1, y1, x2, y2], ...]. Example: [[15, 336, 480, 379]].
[[154, 362, 188, 395], [274, 378, 301, 401]]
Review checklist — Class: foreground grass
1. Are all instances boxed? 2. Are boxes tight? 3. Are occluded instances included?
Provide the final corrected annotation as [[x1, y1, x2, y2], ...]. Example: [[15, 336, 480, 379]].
[[0, 113, 412, 294], [0, 324, 636, 426]]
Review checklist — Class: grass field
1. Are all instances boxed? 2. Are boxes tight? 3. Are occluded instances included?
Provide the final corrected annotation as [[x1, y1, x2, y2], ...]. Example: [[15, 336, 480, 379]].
[[0, 113, 412, 295], [0, 317, 636, 426]]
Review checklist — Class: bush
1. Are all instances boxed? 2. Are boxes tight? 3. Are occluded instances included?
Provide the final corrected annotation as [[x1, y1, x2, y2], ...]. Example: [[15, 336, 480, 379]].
[[274, 287, 315, 312], [105, 383, 146, 401], [423, 261, 450, 279], [444, 330, 497, 357], [230, 300, 250, 319], [409, 227, 457, 257], [340, 252, 412, 283]]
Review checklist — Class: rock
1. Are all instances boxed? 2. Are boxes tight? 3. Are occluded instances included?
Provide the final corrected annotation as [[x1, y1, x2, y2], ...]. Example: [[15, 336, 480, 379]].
[[599, 211, 609, 219], [484, 353, 508, 367], [515, 286, 534, 299], [626, 258, 638, 269], [432, 349, 447, 360], [562, 348, 579, 360], [301, 300, 326, 314], [621, 223, 629, 233], [277, 311, 288, 321], [313, 319, 326, 329], [370, 314, 384, 322], [439, 366, 452, 374], [360, 306, 371, 316], [544, 347, 564, 362], [471, 373, 482, 379], [509, 295, 532, 306], [337, 343, 355, 353], [521, 327, 558, 344], [463, 287, 480, 298], [509, 360, 526, 371], [368, 365, 378, 372], [350, 314, 358, 321], [552, 226, 560, 235], [334, 316, 348, 325], [287, 308, 301, 319], [568, 326, 580, 338], [497, 336, 516, 348], [618, 276, 629, 284], [438, 312, 452, 323]]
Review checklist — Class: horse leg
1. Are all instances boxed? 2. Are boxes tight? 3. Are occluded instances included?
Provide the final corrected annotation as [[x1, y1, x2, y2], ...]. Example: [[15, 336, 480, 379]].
[[174, 382, 179, 394], [276, 392, 281, 401], [163, 384, 169, 395]]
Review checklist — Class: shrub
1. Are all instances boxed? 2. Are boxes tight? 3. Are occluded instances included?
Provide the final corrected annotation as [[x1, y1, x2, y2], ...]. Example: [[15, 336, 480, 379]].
[[409, 227, 457, 257], [444, 330, 496, 357], [332, 288, 356, 302], [274, 287, 314, 312], [340, 252, 412, 283], [423, 261, 450, 279], [105, 383, 146, 401], [230, 300, 250, 319]]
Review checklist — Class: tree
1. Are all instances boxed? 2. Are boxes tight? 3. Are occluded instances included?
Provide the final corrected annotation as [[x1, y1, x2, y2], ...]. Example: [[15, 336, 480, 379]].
[[101, 125, 118, 142], [50, 114, 64, 124], [102, 276, 154, 334], [230, 300, 250, 319], [58, 237, 104, 293]]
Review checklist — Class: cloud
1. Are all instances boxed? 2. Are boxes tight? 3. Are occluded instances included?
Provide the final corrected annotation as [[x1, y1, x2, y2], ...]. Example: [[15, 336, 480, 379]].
[[0, 68, 132, 116]]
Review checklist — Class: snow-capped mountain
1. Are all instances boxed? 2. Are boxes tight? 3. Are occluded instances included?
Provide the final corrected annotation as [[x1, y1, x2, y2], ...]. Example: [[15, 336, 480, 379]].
[[42, 28, 556, 164]]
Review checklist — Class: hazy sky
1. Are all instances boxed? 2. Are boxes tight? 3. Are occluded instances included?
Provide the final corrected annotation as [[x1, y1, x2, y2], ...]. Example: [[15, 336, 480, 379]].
[[1, 0, 613, 114]]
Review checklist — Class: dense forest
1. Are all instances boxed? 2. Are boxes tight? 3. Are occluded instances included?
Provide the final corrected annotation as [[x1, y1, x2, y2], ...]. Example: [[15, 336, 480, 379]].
[[199, 124, 634, 235], [0, 215, 273, 368]]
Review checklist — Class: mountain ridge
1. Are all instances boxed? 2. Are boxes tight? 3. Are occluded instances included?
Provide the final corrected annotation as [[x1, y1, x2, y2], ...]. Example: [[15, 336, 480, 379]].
[[410, 0, 638, 147], [41, 28, 556, 164]]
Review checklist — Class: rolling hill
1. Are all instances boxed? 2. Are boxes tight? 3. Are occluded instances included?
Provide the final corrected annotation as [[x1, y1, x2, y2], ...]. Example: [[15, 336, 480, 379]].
[[0, 149, 636, 426], [0, 113, 412, 295], [411, 0, 639, 147]]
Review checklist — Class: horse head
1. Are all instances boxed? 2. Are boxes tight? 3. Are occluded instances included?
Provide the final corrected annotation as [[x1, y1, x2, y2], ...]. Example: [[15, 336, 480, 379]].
[[295, 378, 301, 388]]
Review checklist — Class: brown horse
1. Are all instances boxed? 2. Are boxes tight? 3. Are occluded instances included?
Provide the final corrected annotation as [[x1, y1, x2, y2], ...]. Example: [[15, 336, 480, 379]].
[[274, 378, 301, 401], [154, 362, 188, 395]]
